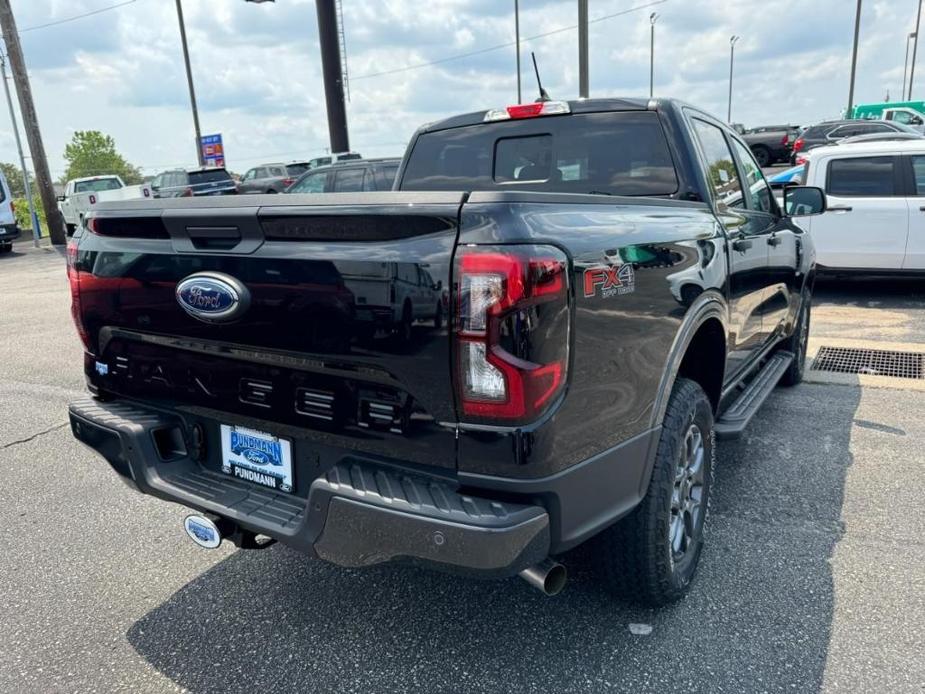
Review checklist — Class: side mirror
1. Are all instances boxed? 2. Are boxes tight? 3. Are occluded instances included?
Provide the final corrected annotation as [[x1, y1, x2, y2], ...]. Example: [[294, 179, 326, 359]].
[[784, 186, 827, 217], [432, 280, 443, 291], [56, 195, 66, 202]]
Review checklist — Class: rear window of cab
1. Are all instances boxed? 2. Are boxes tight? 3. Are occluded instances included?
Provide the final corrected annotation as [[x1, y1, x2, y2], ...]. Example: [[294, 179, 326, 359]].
[[400, 111, 679, 197]]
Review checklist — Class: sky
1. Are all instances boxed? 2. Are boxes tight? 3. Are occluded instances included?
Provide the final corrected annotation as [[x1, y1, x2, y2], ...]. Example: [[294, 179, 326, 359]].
[[0, 0, 919, 180]]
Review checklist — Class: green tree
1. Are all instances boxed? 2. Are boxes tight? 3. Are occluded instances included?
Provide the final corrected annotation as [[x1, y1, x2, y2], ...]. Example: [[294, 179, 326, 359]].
[[0, 161, 34, 198], [62, 131, 142, 184]]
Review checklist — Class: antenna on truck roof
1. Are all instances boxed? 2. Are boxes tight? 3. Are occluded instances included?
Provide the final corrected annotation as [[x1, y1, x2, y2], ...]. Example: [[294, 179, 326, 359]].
[[531, 52, 551, 103]]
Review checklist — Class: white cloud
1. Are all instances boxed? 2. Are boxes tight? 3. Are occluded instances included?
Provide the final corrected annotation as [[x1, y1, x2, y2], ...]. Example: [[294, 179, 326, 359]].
[[1, 0, 921, 178]]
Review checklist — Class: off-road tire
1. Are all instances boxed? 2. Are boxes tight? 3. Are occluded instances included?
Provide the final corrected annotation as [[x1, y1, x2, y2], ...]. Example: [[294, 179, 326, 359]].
[[752, 145, 771, 167], [779, 294, 811, 387], [596, 378, 714, 606]]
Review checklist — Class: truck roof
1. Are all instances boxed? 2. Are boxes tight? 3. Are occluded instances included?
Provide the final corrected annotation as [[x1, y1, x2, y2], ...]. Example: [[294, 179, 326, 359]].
[[805, 138, 925, 158]]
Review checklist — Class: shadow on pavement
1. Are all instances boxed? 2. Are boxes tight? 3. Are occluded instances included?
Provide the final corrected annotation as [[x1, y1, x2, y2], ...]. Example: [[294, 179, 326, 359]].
[[128, 385, 859, 693], [814, 276, 925, 307]]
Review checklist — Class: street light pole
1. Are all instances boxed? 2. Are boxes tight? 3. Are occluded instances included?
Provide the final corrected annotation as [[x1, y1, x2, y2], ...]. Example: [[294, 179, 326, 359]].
[[904, 32, 917, 101], [649, 13, 658, 98], [174, 0, 204, 166], [727, 35, 739, 123], [911, 0, 923, 100], [0, 52, 39, 246], [847, 0, 862, 115], [578, 0, 589, 98], [515, 0, 522, 103]]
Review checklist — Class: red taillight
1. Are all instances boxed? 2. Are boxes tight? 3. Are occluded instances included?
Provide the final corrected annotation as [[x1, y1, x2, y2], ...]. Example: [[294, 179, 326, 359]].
[[455, 246, 569, 423], [281, 178, 294, 188], [88, 194, 97, 205], [180, 187, 193, 197], [793, 138, 805, 153], [66, 238, 91, 349], [781, 134, 789, 146]]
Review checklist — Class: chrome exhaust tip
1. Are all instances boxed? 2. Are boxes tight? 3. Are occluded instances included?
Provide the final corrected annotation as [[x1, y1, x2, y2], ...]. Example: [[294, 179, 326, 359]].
[[519, 558, 567, 596]]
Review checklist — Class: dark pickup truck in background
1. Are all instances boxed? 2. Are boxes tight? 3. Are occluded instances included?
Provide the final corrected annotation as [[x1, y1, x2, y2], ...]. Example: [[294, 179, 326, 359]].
[[734, 124, 801, 166], [67, 98, 826, 605]]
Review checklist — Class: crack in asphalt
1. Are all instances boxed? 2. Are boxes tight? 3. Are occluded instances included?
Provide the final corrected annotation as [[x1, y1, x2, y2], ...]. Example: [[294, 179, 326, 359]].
[[0, 422, 69, 450]]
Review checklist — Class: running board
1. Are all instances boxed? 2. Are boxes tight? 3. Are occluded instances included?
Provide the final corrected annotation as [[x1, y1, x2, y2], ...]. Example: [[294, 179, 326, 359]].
[[715, 351, 793, 440]]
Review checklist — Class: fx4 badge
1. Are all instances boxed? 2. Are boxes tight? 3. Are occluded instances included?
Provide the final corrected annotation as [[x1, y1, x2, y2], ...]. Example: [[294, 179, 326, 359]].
[[583, 264, 636, 298]]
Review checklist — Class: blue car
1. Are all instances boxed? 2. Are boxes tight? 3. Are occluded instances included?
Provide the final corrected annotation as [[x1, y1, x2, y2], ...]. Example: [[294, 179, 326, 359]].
[[768, 165, 805, 187]]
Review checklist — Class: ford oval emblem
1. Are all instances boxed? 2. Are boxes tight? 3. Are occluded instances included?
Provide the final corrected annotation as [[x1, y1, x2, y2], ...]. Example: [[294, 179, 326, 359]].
[[176, 272, 250, 323]]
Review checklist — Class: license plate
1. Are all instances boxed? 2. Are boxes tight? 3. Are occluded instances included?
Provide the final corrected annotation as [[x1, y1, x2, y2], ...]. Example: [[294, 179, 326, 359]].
[[220, 425, 294, 493]]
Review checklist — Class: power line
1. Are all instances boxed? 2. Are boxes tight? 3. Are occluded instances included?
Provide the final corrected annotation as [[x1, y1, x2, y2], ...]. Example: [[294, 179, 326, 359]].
[[20, 0, 138, 34], [352, 0, 668, 81]]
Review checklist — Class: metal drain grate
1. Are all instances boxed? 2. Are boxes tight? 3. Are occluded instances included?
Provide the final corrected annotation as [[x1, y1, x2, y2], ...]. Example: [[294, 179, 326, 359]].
[[812, 346, 925, 380]]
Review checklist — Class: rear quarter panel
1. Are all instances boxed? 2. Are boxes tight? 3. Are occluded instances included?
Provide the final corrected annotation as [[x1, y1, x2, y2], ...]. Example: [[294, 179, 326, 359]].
[[456, 193, 725, 478]]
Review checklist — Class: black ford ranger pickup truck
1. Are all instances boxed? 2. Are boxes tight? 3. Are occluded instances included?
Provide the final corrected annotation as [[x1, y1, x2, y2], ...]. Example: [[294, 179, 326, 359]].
[[67, 98, 827, 605]]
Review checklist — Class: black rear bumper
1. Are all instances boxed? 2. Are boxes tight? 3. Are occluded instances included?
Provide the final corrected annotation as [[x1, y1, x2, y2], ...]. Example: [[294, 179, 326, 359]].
[[68, 397, 550, 577], [0, 224, 21, 242]]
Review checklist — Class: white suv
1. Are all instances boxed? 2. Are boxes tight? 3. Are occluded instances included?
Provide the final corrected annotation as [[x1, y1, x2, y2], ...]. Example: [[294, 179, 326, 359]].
[[799, 140, 925, 272], [0, 168, 21, 252]]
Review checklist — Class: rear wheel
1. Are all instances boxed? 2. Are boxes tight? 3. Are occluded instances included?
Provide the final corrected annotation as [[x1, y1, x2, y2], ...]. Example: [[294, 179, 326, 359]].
[[595, 378, 714, 606], [752, 145, 771, 167], [0, 242, 11, 253], [779, 294, 811, 387], [66, 224, 77, 236]]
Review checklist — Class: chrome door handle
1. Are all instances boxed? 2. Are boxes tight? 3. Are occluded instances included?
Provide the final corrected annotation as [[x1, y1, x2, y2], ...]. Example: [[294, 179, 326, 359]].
[[828, 206, 853, 212]]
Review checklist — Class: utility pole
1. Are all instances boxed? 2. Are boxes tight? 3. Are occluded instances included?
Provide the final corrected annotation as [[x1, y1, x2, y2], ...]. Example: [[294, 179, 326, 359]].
[[175, 0, 203, 166], [904, 32, 916, 101], [847, 0, 862, 115], [515, 0, 522, 103], [910, 0, 923, 100], [727, 35, 739, 123], [0, 1, 65, 245], [316, 0, 349, 153], [578, 0, 589, 98], [649, 12, 659, 98], [0, 52, 39, 246]]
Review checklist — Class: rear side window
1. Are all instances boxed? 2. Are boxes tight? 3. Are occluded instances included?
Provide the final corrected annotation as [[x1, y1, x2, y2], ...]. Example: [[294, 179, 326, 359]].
[[333, 168, 365, 192], [827, 157, 896, 196], [189, 169, 232, 185], [691, 119, 744, 208], [374, 164, 400, 191], [401, 111, 679, 196]]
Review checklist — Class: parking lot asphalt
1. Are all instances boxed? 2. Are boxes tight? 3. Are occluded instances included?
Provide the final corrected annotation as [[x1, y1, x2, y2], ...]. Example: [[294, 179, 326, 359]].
[[1, 246, 923, 693]]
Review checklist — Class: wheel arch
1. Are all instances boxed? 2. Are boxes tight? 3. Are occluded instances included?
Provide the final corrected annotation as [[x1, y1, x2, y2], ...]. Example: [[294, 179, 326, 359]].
[[650, 291, 728, 426]]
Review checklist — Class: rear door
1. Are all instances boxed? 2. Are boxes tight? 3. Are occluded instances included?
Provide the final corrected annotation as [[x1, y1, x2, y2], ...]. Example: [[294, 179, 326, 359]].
[[691, 118, 774, 380], [810, 154, 908, 269], [901, 154, 925, 268]]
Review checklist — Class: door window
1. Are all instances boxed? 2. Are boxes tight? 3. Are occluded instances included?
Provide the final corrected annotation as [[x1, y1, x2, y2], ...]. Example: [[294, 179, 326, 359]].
[[254, 167, 269, 179], [826, 157, 896, 196], [692, 119, 744, 209], [289, 172, 329, 193], [908, 156, 925, 194], [242, 169, 257, 181], [333, 168, 365, 192], [730, 139, 774, 213]]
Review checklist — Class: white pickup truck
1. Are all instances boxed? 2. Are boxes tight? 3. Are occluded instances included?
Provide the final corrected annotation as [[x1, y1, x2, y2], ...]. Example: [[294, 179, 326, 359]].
[[58, 175, 152, 234]]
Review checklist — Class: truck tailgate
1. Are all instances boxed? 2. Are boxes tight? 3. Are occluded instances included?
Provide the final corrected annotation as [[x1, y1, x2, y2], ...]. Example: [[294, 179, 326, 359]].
[[72, 193, 463, 470]]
